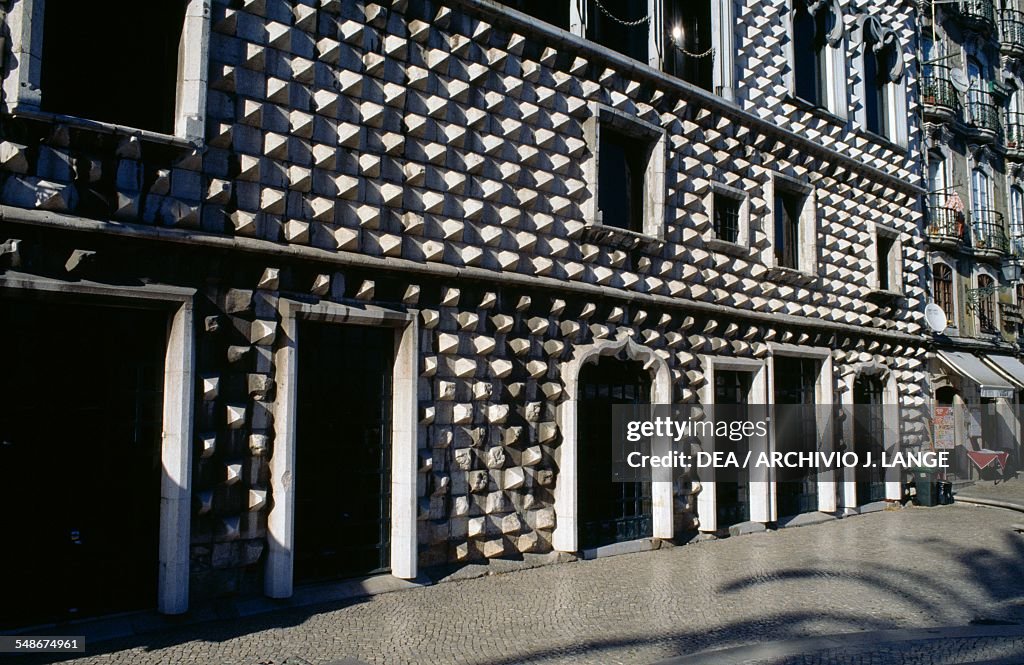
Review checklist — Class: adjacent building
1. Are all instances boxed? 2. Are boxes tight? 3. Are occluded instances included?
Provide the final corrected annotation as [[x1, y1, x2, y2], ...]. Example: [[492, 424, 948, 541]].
[[0, 0, 931, 628], [921, 0, 1024, 476]]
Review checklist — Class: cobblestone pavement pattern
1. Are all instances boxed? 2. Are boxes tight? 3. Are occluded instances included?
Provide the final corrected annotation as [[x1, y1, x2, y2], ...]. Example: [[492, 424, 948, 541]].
[[27, 503, 1024, 665]]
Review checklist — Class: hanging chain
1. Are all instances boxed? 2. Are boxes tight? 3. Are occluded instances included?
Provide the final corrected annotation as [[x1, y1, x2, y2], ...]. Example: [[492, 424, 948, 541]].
[[590, 0, 650, 26], [669, 38, 716, 59]]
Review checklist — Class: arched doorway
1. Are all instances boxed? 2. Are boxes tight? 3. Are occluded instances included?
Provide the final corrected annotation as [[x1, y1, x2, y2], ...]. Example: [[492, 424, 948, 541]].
[[854, 374, 886, 505], [577, 356, 653, 549]]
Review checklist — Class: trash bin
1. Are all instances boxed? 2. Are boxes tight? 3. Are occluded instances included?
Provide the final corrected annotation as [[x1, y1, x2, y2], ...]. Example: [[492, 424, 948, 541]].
[[937, 480, 954, 505], [913, 467, 939, 507]]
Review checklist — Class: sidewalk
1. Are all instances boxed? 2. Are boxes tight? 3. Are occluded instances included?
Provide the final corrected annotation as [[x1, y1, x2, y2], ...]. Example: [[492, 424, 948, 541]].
[[17, 503, 1024, 665], [955, 477, 1024, 512]]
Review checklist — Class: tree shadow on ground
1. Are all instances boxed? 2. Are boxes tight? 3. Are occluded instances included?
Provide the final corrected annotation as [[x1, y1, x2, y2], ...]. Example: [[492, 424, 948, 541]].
[[17, 514, 1024, 665]]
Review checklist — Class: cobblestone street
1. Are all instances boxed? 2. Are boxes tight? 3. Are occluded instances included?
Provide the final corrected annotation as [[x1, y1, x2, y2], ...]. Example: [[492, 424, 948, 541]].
[[26, 501, 1024, 665]]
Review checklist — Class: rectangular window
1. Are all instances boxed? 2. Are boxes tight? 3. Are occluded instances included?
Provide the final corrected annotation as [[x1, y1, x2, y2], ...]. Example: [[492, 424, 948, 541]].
[[586, 0, 649, 62], [793, 3, 828, 106], [864, 51, 887, 136], [598, 126, 651, 233], [40, 0, 187, 135], [664, 0, 714, 90], [714, 193, 741, 243], [933, 263, 955, 324], [977, 275, 997, 334], [494, 0, 571, 30], [774, 190, 803, 269], [876, 233, 897, 291]]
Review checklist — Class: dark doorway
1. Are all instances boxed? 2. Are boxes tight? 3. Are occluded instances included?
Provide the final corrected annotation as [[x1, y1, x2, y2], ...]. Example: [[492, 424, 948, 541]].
[[854, 375, 887, 505], [0, 299, 166, 628], [774, 356, 820, 518], [715, 370, 752, 527], [294, 322, 393, 582], [578, 356, 652, 549]]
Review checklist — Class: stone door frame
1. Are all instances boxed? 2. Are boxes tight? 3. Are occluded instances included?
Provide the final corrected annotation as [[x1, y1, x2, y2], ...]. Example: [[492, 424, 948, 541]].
[[0, 272, 196, 615], [266, 298, 418, 599], [553, 332, 673, 553]]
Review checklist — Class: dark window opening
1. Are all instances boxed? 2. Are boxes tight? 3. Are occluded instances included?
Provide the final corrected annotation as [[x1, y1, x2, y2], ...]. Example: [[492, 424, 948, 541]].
[[599, 125, 649, 233], [864, 48, 888, 136], [494, 0, 571, 30], [713, 193, 741, 243], [664, 0, 714, 90], [774, 189, 803, 269], [793, 1, 828, 105], [40, 0, 186, 134], [933, 264, 954, 321], [876, 234, 896, 291], [586, 0, 649, 62], [977, 274, 997, 334]]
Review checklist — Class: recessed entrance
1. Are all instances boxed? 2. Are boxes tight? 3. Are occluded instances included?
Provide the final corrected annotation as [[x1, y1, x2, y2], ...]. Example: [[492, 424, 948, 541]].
[[775, 356, 820, 518], [577, 356, 653, 550], [293, 322, 393, 583], [0, 300, 166, 628], [715, 370, 752, 527]]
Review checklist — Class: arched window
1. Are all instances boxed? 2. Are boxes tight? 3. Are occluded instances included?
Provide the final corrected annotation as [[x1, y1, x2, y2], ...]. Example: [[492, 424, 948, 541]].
[[977, 274, 997, 334], [862, 17, 903, 139], [793, 1, 828, 104], [933, 263, 955, 325]]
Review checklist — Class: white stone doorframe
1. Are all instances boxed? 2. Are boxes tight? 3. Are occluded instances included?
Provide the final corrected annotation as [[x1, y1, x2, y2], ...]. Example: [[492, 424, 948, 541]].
[[767, 343, 836, 520], [266, 299, 418, 599], [0, 273, 196, 615], [552, 333, 673, 553], [696, 356, 769, 532], [838, 362, 902, 510]]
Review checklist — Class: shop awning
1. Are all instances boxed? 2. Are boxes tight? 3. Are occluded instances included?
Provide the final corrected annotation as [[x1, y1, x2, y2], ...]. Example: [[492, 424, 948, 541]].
[[983, 355, 1024, 390], [937, 351, 1015, 399]]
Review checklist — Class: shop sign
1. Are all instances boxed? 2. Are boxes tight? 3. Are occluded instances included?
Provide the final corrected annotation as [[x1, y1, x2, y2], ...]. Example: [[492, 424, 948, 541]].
[[933, 406, 955, 449]]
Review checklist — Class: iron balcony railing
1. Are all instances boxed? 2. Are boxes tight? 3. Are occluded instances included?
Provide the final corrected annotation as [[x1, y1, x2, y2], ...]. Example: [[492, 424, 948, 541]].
[[926, 201, 966, 240], [1006, 112, 1024, 150], [959, 0, 997, 29], [1002, 9, 1024, 53], [966, 98, 1002, 136], [921, 66, 959, 113], [971, 210, 1010, 254]]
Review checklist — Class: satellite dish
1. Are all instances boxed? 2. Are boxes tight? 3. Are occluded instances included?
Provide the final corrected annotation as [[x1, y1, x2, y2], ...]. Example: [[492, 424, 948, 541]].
[[950, 68, 970, 94], [925, 303, 948, 333]]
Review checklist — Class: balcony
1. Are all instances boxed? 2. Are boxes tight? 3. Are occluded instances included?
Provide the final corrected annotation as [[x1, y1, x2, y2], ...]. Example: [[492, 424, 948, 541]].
[[1006, 112, 1024, 159], [926, 201, 966, 249], [963, 98, 1002, 142], [958, 0, 996, 32], [1002, 9, 1024, 57], [921, 66, 959, 121], [971, 211, 1010, 257]]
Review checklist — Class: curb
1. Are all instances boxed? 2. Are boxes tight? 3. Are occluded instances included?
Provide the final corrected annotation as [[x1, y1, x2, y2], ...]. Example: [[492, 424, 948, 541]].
[[954, 496, 1024, 513]]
